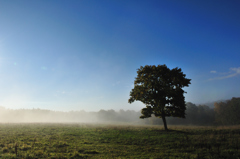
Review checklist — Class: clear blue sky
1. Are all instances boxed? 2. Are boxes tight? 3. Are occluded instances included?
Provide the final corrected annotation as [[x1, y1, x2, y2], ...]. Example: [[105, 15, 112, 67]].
[[0, 0, 240, 111]]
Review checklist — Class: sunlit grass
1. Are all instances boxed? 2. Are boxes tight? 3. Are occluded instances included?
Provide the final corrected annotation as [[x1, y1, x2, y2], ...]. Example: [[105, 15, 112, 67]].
[[0, 123, 239, 158]]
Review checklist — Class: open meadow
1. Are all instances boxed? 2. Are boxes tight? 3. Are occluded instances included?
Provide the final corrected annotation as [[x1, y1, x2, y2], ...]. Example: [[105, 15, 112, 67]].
[[0, 123, 239, 159]]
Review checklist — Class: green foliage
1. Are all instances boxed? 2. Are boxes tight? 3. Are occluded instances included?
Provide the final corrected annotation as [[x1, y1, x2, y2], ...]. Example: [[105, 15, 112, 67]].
[[128, 65, 191, 130], [214, 97, 240, 125]]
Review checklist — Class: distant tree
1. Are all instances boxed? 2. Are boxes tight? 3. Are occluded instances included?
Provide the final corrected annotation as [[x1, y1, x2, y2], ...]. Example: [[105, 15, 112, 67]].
[[227, 97, 240, 125], [214, 97, 240, 125], [128, 65, 191, 130], [185, 102, 198, 124], [197, 105, 214, 125]]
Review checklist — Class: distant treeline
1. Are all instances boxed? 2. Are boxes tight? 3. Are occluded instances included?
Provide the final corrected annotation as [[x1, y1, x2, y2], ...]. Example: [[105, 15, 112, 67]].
[[0, 97, 239, 126], [147, 97, 240, 126]]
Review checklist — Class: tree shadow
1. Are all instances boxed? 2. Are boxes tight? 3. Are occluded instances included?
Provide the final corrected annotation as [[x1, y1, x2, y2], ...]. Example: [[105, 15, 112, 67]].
[[151, 129, 192, 135]]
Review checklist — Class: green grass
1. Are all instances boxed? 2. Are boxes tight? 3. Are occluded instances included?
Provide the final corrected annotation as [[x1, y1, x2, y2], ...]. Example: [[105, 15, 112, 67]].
[[0, 123, 239, 158]]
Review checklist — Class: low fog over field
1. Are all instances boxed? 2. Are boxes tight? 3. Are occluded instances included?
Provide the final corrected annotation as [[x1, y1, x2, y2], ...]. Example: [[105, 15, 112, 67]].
[[0, 97, 239, 126], [0, 106, 142, 124]]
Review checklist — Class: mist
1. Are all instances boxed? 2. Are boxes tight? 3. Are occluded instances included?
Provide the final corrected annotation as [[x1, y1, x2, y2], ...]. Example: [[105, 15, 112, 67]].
[[0, 97, 239, 126], [0, 106, 143, 124]]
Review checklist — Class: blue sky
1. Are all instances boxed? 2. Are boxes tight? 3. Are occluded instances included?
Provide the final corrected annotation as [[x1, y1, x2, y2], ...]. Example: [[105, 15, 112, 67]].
[[0, 0, 240, 111]]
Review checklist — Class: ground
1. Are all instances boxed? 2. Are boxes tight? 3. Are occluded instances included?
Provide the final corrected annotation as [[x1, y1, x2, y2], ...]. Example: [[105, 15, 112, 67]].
[[0, 123, 239, 158]]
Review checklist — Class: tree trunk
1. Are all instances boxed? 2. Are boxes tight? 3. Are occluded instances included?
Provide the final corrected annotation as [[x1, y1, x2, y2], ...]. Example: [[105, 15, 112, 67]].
[[162, 115, 168, 131]]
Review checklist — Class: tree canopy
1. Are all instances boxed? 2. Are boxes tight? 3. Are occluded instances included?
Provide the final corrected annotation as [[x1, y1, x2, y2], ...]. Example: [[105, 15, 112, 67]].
[[128, 64, 191, 130]]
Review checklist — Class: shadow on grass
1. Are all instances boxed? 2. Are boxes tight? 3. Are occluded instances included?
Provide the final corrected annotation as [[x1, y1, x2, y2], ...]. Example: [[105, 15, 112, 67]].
[[151, 129, 191, 135]]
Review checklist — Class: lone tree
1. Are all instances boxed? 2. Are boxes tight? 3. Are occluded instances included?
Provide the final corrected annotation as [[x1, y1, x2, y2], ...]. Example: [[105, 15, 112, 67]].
[[128, 65, 191, 130]]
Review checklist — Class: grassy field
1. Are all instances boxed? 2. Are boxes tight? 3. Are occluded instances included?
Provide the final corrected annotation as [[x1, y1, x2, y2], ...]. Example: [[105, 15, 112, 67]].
[[0, 123, 239, 159]]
